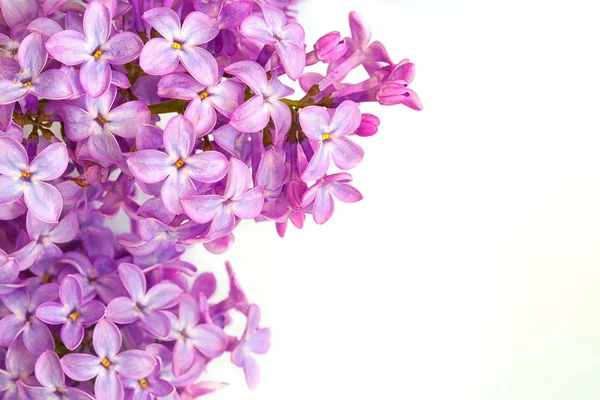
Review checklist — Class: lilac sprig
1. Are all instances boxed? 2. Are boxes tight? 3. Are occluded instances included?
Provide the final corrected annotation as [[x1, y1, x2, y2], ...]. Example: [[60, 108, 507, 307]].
[[0, 0, 421, 398]]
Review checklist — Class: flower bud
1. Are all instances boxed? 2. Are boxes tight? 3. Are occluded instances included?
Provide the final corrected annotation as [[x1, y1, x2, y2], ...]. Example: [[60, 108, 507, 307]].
[[356, 113, 380, 137], [376, 81, 410, 106], [314, 32, 347, 63]]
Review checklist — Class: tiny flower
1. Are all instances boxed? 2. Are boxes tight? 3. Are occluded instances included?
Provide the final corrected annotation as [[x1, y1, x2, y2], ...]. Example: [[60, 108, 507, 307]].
[[225, 60, 293, 139], [158, 71, 244, 136], [164, 294, 228, 376], [0, 284, 59, 355], [301, 173, 363, 224], [36, 276, 106, 350], [61, 87, 151, 165], [61, 319, 156, 400], [127, 115, 229, 215], [18, 350, 94, 399], [182, 158, 265, 239], [378, 59, 422, 110], [356, 113, 380, 137], [240, 5, 306, 79], [0, 334, 37, 398], [46, 1, 143, 97], [0, 138, 68, 222], [106, 263, 183, 338], [140, 7, 219, 86], [0, 33, 73, 105], [232, 304, 271, 390], [299, 100, 364, 181], [122, 360, 174, 400]]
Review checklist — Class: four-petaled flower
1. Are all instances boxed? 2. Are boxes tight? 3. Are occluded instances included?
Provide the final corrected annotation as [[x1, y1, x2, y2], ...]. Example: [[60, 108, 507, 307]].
[[140, 7, 219, 86], [46, 1, 143, 97], [225, 60, 293, 139], [106, 263, 182, 338], [301, 173, 363, 224], [298, 100, 364, 181], [18, 350, 95, 399], [36, 275, 105, 350], [61, 318, 156, 400], [182, 158, 265, 239], [0, 138, 68, 222], [127, 115, 229, 215]]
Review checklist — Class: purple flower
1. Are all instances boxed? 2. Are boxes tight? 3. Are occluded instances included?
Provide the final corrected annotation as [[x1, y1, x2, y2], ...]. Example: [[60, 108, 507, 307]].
[[0, 138, 68, 222], [164, 294, 228, 376], [12, 211, 79, 271], [36, 276, 106, 350], [158, 72, 244, 136], [0, 284, 59, 355], [61, 319, 156, 400], [240, 5, 306, 79], [0, 334, 37, 399], [377, 60, 423, 110], [232, 304, 271, 390], [298, 100, 364, 181], [225, 61, 293, 138], [182, 158, 265, 239], [46, 1, 143, 97], [0, 33, 72, 105], [140, 7, 219, 86], [127, 115, 229, 215], [106, 263, 182, 338], [301, 173, 363, 224], [122, 360, 174, 400], [61, 87, 151, 165], [18, 350, 95, 399]]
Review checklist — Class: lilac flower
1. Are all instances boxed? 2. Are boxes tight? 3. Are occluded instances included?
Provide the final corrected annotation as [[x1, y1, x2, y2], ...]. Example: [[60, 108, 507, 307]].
[[127, 115, 229, 215], [46, 1, 143, 97], [0, 138, 68, 222], [0, 284, 59, 355], [0, 33, 72, 105], [232, 304, 271, 390], [18, 350, 95, 400], [106, 263, 182, 338], [0, 335, 37, 399], [240, 5, 306, 79], [225, 61, 293, 138], [377, 60, 423, 110], [182, 158, 265, 239], [298, 100, 364, 181], [12, 211, 79, 271], [301, 173, 363, 224], [36, 276, 106, 350], [164, 294, 228, 376], [158, 72, 244, 136], [61, 319, 156, 400], [122, 361, 174, 400], [61, 87, 151, 165], [140, 7, 219, 86]]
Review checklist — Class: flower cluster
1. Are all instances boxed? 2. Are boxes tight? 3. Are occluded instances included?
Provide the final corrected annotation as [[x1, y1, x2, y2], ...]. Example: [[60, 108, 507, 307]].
[[0, 0, 421, 399]]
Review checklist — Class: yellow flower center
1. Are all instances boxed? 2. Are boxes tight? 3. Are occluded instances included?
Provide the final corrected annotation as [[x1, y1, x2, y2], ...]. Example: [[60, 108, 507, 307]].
[[172, 42, 182, 50], [21, 171, 32, 178], [139, 378, 149, 389], [199, 91, 209, 100], [93, 49, 103, 60], [98, 115, 107, 124], [322, 133, 331, 141], [175, 159, 185, 169], [101, 358, 111, 368], [22, 81, 33, 87], [42, 274, 50, 283], [68, 311, 80, 322]]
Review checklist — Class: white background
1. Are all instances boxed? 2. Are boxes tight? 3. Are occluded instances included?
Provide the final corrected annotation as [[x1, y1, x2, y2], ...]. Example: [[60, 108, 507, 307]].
[[191, 0, 600, 399]]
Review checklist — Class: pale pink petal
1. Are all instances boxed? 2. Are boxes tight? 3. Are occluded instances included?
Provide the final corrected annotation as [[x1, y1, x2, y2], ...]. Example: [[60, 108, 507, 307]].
[[106, 101, 150, 138], [61, 353, 101, 381], [173, 338, 196, 377], [330, 100, 361, 138], [188, 324, 227, 359], [181, 11, 219, 46], [224, 158, 252, 199], [231, 187, 264, 219], [163, 115, 195, 159], [161, 172, 195, 215], [330, 182, 363, 203], [32, 69, 73, 100], [180, 46, 218, 87], [225, 61, 268, 95], [240, 15, 276, 45], [94, 369, 124, 400], [113, 349, 156, 379], [117, 263, 146, 301], [209, 80, 244, 117], [349, 11, 372, 51], [157, 73, 203, 100], [92, 319, 121, 359], [19, 33, 47, 77], [61, 105, 98, 141], [0, 136, 27, 174], [23, 181, 63, 223], [103, 32, 143, 64], [87, 131, 122, 164], [0, 80, 29, 105], [80, 59, 111, 98], [330, 138, 364, 170], [184, 98, 216, 136], [301, 142, 330, 182], [84, 1, 111, 48], [45, 30, 92, 65], [181, 195, 223, 224], [298, 106, 330, 141], [312, 188, 334, 224], [142, 7, 180, 41], [126, 150, 171, 184], [208, 206, 235, 238], [229, 96, 270, 133], [29, 142, 68, 181], [140, 38, 180, 76], [267, 100, 291, 139], [185, 151, 229, 183], [276, 41, 305, 80]]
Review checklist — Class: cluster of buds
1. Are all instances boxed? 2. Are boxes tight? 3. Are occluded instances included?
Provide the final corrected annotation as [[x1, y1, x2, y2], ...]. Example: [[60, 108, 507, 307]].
[[0, 0, 421, 399]]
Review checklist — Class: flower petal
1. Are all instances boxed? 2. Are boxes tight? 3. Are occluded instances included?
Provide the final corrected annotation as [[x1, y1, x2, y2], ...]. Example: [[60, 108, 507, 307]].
[[0, 80, 28, 105], [301, 142, 330, 182], [84, 0, 111, 48], [30, 142, 68, 181], [185, 151, 229, 183], [142, 7, 180, 41], [36, 302, 68, 324], [173, 338, 196, 377], [6, 334, 36, 377], [208, 206, 236, 238], [127, 150, 171, 184], [0, 314, 25, 346], [61, 320, 85, 350], [240, 15, 276, 45], [181, 195, 223, 224], [0, 0, 38, 28], [232, 187, 264, 219], [118, 263, 146, 301], [87, 130, 122, 164], [349, 11, 372, 51], [276, 40, 306, 80], [24, 317, 55, 355], [139, 38, 180, 76], [106, 101, 150, 138], [80, 59, 111, 98], [267, 99, 291, 140], [298, 106, 329, 141], [312, 188, 334, 224], [95, 369, 124, 400], [330, 138, 364, 170], [113, 349, 156, 379], [0, 176, 23, 205], [225, 61, 268, 95], [188, 324, 227, 359], [48, 211, 78, 243], [157, 73, 203, 100], [329, 100, 361, 138], [23, 181, 63, 223], [145, 281, 182, 310], [46, 30, 92, 65], [140, 310, 171, 338], [32, 69, 73, 100], [224, 158, 252, 199], [59, 275, 83, 310], [184, 98, 216, 136], [61, 353, 101, 381], [106, 296, 138, 324], [210, 80, 243, 117], [160, 172, 196, 215], [229, 96, 270, 133], [330, 182, 363, 203], [93, 319, 122, 359], [103, 32, 143, 65], [164, 115, 195, 159], [80, 300, 106, 324], [179, 46, 218, 87], [181, 11, 219, 46], [35, 350, 65, 388], [19, 33, 47, 77], [242, 354, 261, 390], [61, 105, 98, 141]]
